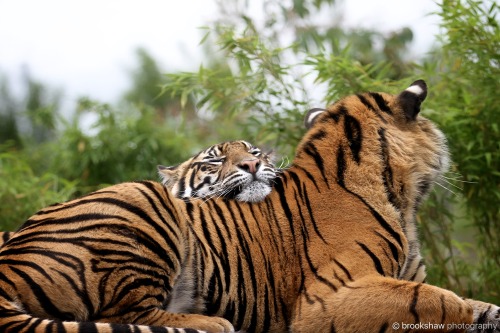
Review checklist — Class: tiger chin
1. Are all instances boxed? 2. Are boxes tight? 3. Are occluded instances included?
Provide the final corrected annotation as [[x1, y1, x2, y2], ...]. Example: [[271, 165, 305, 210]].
[[0, 80, 498, 333], [157, 140, 277, 203]]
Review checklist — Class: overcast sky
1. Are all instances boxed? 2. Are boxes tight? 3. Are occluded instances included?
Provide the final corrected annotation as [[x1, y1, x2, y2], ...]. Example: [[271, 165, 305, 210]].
[[0, 0, 440, 106]]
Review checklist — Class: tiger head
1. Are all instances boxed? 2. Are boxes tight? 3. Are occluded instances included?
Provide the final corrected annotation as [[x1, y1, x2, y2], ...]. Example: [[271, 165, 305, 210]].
[[158, 140, 277, 202]]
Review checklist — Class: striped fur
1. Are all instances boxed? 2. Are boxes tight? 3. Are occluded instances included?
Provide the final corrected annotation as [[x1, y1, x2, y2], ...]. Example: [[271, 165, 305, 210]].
[[0, 80, 498, 332], [158, 140, 276, 203]]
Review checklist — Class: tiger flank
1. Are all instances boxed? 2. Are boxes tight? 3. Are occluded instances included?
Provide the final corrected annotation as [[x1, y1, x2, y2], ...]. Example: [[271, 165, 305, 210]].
[[0, 80, 498, 333]]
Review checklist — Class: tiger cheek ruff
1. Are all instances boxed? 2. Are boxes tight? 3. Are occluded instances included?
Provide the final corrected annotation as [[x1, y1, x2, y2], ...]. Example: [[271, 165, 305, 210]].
[[0, 80, 498, 333]]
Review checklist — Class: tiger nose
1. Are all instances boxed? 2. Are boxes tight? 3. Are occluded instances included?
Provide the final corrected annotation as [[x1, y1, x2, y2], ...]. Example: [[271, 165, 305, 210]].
[[238, 159, 260, 174]]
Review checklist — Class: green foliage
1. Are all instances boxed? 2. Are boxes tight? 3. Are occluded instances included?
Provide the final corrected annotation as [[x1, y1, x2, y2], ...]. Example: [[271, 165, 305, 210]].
[[0, 148, 77, 228], [163, 0, 418, 157], [418, 0, 500, 302], [41, 98, 198, 194]]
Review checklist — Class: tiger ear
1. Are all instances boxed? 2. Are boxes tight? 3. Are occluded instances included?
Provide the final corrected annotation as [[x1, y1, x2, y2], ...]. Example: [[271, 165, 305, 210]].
[[157, 164, 180, 187], [304, 108, 328, 129], [398, 80, 427, 121]]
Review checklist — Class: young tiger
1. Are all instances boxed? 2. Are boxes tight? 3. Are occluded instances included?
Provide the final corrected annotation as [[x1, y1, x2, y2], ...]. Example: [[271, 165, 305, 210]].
[[0, 80, 498, 333], [158, 140, 277, 203]]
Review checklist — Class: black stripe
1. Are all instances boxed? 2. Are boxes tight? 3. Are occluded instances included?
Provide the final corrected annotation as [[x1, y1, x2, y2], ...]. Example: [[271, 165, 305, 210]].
[[94, 197, 182, 263], [262, 284, 272, 333], [302, 184, 327, 244], [332, 258, 353, 281], [273, 178, 295, 239], [0, 260, 54, 283], [378, 322, 389, 333], [374, 231, 400, 269], [409, 283, 421, 323], [232, 203, 254, 242], [357, 242, 385, 275], [336, 147, 346, 187], [1, 231, 12, 244], [356, 94, 387, 123], [339, 184, 404, 250], [310, 129, 327, 142], [139, 181, 179, 231], [206, 203, 231, 295], [234, 249, 247, 330], [15, 213, 130, 236], [204, 252, 224, 316], [303, 142, 329, 188], [370, 92, 392, 114], [9, 266, 74, 320], [344, 115, 362, 164], [292, 166, 321, 193], [476, 305, 492, 324], [440, 294, 446, 324], [249, 205, 264, 238], [26, 190, 115, 221], [264, 197, 286, 246], [31, 191, 116, 216], [212, 202, 233, 242], [135, 184, 181, 240], [79, 321, 99, 333], [378, 128, 399, 210], [299, 209, 338, 292], [289, 172, 326, 244], [320, 107, 342, 124], [149, 325, 170, 333]]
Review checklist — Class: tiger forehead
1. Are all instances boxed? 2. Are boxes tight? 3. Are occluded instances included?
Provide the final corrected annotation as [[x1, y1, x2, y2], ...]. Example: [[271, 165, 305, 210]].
[[223, 140, 254, 153], [210, 140, 254, 155]]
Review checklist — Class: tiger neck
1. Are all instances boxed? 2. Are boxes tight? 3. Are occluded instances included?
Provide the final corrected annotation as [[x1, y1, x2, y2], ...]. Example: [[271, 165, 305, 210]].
[[292, 131, 421, 248]]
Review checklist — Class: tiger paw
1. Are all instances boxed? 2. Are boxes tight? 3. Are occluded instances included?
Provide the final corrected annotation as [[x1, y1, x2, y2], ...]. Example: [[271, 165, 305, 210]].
[[176, 314, 235, 333]]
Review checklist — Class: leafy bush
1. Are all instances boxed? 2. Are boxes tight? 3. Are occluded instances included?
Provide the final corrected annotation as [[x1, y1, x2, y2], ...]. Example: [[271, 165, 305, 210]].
[[0, 149, 77, 228]]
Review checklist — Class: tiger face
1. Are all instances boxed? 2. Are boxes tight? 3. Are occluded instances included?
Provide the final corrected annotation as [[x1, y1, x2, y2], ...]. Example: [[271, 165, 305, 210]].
[[158, 140, 277, 202]]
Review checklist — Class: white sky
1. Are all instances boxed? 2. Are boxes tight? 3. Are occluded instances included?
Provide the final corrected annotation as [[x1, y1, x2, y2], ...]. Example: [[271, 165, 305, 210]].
[[0, 0, 440, 107]]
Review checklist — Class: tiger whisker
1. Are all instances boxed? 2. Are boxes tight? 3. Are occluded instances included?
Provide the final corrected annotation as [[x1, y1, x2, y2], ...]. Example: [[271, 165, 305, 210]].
[[440, 175, 477, 184], [438, 176, 464, 191], [433, 180, 459, 196]]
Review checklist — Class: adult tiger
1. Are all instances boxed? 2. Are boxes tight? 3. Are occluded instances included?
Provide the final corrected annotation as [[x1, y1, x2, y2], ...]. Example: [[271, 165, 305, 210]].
[[0, 80, 498, 333], [0, 140, 277, 248]]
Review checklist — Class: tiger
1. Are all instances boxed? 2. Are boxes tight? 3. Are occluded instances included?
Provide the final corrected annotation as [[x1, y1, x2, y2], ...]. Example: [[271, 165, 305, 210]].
[[0, 140, 277, 248], [0, 80, 498, 333]]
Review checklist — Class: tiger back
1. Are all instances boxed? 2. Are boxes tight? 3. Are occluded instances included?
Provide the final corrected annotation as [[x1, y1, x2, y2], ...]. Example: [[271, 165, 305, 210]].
[[0, 80, 498, 333]]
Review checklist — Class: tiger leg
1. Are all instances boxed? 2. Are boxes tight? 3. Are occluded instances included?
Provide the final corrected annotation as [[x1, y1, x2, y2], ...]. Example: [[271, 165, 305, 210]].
[[291, 275, 474, 333]]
